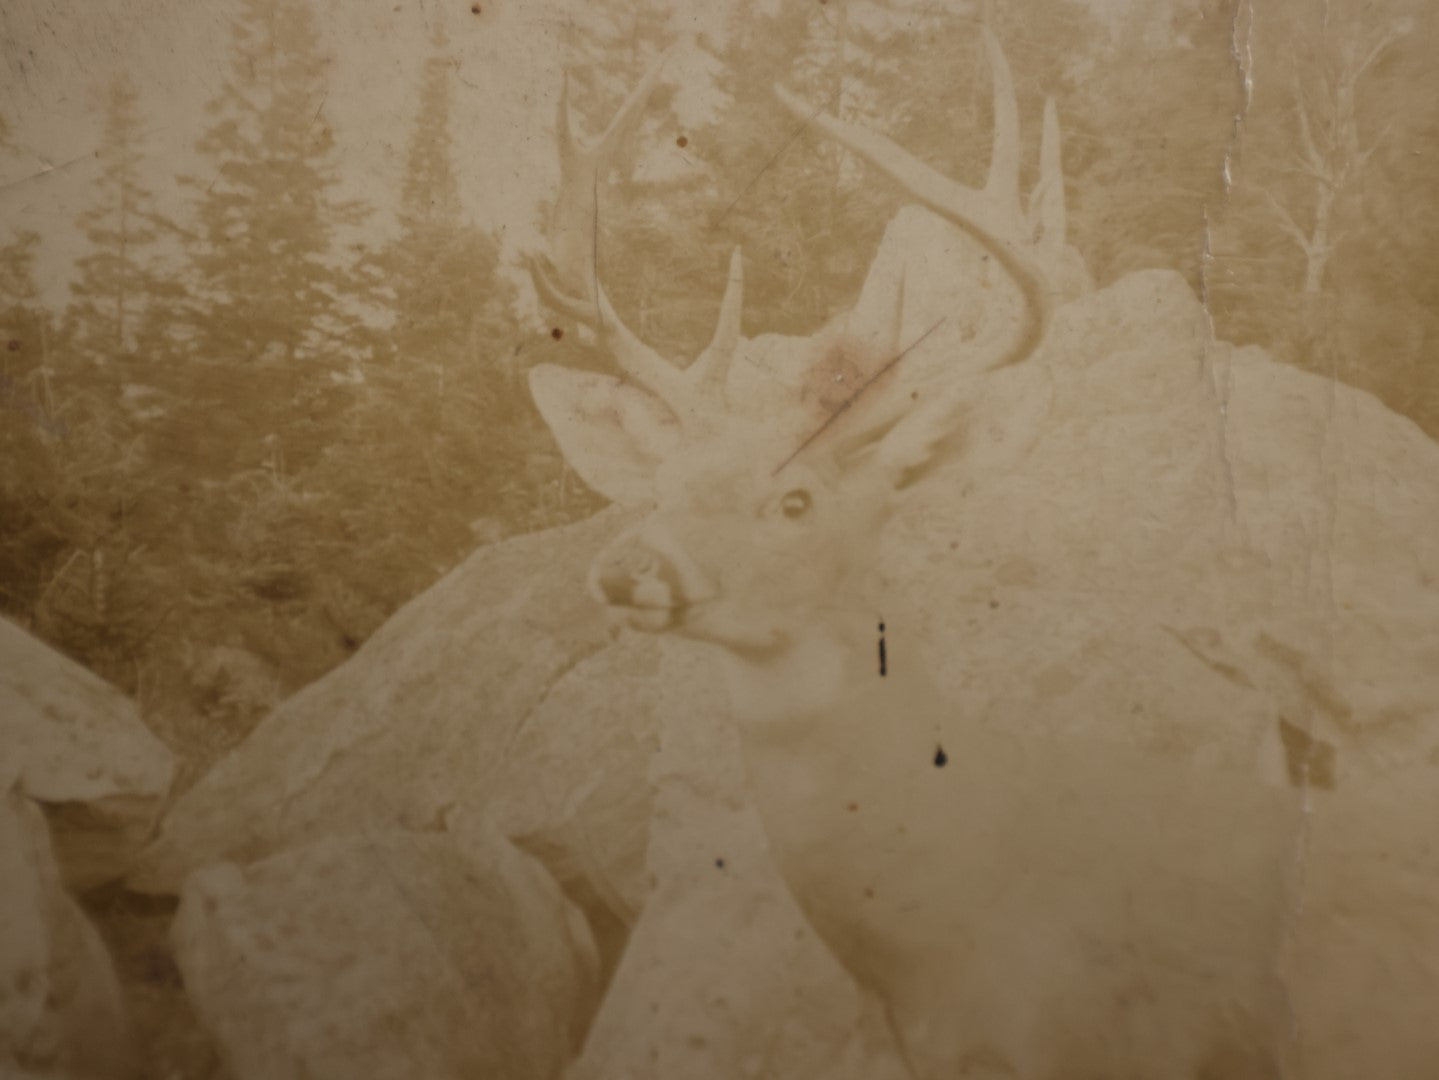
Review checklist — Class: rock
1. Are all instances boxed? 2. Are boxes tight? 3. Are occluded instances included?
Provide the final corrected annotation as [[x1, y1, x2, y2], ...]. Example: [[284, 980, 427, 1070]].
[[171, 824, 598, 1080], [871, 270, 1439, 1073], [462, 631, 665, 967], [0, 784, 132, 1079], [129, 505, 636, 894], [1, 617, 173, 888], [568, 641, 910, 1080]]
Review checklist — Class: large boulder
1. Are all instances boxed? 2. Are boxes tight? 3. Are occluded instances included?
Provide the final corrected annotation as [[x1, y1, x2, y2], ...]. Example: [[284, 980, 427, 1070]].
[[470, 631, 665, 966], [129, 505, 637, 895], [0, 619, 173, 1078], [1, 617, 174, 888], [0, 784, 132, 1079], [170, 824, 598, 1080]]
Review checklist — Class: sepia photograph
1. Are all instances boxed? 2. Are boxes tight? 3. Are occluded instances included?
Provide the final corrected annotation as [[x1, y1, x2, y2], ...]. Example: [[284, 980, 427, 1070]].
[[2, 0, 1437, 1077]]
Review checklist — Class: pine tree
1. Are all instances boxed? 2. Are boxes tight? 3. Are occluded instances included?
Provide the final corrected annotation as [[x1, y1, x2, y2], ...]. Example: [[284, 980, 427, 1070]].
[[68, 75, 178, 365], [180, 0, 367, 478], [0, 228, 65, 620], [311, 29, 524, 627]]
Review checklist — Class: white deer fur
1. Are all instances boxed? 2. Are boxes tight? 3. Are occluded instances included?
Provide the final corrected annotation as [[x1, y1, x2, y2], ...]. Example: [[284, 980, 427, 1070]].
[[526, 37, 1312, 1078], [540, 273, 1299, 1076]]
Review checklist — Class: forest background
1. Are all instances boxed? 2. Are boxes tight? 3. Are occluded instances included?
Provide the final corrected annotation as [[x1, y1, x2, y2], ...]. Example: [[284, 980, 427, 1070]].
[[1, 0, 1433, 789]]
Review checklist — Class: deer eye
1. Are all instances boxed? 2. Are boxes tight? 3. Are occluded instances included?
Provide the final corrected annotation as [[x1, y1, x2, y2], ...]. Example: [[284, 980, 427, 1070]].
[[779, 489, 813, 519]]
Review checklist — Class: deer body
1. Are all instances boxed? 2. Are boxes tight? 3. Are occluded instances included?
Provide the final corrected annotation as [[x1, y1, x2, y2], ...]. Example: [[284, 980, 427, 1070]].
[[585, 444, 1294, 1076], [527, 31, 1297, 1078], [733, 626, 1294, 1079]]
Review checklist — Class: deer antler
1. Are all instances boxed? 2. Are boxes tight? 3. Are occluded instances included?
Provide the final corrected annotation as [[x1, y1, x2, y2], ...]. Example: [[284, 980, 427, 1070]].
[[530, 58, 746, 434], [775, 28, 1065, 374]]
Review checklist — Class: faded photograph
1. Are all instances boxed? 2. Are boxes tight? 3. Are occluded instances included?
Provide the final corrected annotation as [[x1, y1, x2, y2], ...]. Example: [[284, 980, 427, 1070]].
[[2, 0, 1437, 1077]]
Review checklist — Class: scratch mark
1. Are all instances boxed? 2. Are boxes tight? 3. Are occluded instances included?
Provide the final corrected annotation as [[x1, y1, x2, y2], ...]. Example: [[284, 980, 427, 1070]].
[[1, 153, 93, 191], [308, 94, 329, 133], [711, 90, 839, 230], [773, 317, 945, 476], [590, 170, 602, 327]]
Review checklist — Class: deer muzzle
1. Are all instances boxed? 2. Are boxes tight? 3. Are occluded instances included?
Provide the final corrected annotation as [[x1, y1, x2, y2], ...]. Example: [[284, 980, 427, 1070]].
[[588, 526, 710, 633]]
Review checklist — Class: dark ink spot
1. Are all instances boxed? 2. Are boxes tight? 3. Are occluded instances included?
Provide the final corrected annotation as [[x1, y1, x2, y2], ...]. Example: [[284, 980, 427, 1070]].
[[878, 621, 887, 677], [341, 634, 359, 651], [846, 801, 859, 812], [676, 134, 688, 148], [714, 857, 725, 869], [6, 340, 19, 351], [470, 3, 481, 12], [550, 327, 563, 340], [933, 745, 948, 768]]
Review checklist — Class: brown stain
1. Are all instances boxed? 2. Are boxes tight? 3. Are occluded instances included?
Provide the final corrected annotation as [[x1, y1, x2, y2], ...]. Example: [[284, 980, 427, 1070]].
[[550, 327, 563, 340], [1278, 717, 1337, 790], [995, 556, 1038, 586], [1162, 625, 1256, 691], [675, 134, 688, 148], [6, 339, 19, 351], [470, 3, 481, 13], [1256, 632, 1353, 727], [1033, 664, 1080, 699], [801, 338, 874, 415]]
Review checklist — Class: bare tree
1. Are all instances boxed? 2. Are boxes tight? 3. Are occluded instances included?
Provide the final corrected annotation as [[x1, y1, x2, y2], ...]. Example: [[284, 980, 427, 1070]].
[[1262, 10, 1410, 330]]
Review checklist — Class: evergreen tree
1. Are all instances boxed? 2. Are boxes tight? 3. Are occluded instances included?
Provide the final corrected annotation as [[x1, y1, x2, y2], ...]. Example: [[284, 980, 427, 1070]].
[[179, 0, 367, 478], [0, 229, 65, 620], [312, 29, 524, 629], [68, 75, 178, 365]]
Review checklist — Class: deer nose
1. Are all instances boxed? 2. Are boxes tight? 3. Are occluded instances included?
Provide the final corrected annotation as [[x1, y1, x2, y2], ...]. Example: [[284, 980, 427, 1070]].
[[589, 540, 680, 609]]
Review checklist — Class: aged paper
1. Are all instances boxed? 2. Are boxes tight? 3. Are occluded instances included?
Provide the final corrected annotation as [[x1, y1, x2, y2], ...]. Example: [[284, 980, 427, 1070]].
[[2, 1, 1437, 1077]]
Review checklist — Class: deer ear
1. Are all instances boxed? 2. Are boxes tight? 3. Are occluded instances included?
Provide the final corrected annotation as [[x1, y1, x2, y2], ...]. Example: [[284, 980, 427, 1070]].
[[529, 363, 680, 504], [874, 363, 1053, 490]]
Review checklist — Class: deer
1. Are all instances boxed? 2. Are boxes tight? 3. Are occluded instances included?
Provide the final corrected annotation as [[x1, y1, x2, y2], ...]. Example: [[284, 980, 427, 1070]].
[[526, 32, 1302, 1080]]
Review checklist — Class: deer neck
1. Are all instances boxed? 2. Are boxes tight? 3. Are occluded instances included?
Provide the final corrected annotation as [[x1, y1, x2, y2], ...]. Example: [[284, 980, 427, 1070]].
[[714, 589, 926, 731]]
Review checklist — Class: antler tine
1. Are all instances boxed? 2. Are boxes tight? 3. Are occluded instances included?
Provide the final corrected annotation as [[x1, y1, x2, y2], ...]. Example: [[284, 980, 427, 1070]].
[[980, 27, 1023, 228], [687, 247, 745, 396], [774, 27, 1053, 371], [533, 54, 698, 412], [547, 60, 671, 301], [593, 282, 689, 406], [527, 253, 594, 325], [1027, 97, 1067, 252]]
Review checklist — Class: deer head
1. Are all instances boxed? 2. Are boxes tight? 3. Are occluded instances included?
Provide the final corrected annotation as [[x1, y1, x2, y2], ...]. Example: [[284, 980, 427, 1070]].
[[528, 30, 1077, 673]]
